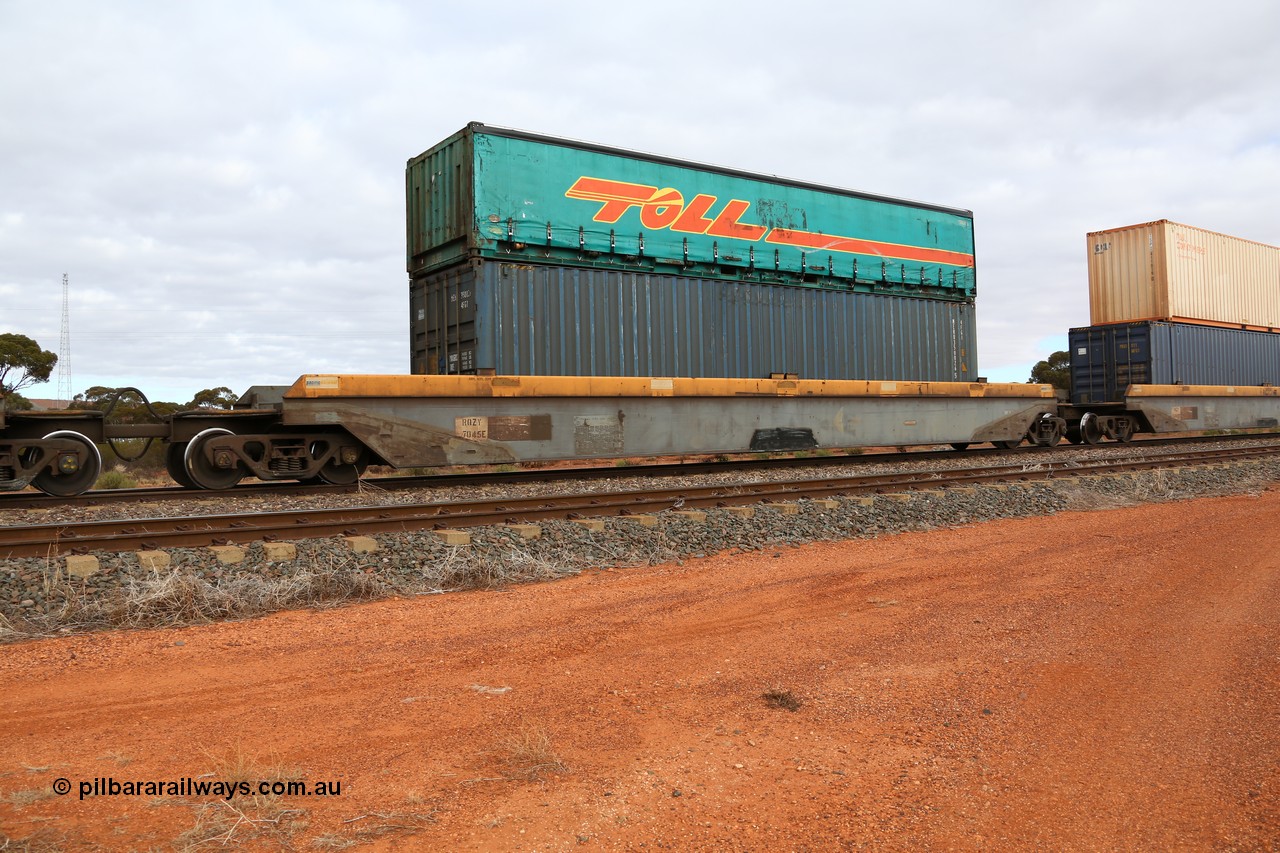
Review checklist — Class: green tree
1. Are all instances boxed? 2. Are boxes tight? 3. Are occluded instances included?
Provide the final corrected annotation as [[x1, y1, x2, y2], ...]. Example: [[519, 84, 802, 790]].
[[1029, 350, 1072, 396], [70, 386, 183, 477], [3, 391, 34, 411], [0, 333, 58, 401], [73, 385, 122, 408], [187, 386, 238, 409], [72, 386, 182, 422]]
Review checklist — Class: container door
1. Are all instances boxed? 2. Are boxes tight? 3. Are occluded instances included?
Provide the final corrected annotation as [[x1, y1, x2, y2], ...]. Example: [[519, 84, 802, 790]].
[[1110, 323, 1153, 398], [416, 265, 478, 374], [1069, 327, 1110, 404]]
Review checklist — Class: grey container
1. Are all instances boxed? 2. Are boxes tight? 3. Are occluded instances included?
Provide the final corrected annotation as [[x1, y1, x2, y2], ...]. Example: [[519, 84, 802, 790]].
[[411, 260, 977, 381], [1070, 320, 1280, 405]]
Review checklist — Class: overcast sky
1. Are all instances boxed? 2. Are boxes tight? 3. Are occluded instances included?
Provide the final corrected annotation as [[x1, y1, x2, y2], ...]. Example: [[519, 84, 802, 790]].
[[3, 0, 1278, 404]]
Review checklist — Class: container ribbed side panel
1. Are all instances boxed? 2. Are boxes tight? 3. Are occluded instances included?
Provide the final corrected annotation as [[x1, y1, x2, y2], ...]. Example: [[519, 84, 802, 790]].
[[1087, 220, 1280, 329], [412, 261, 976, 381], [405, 128, 475, 271], [1070, 320, 1280, 405]]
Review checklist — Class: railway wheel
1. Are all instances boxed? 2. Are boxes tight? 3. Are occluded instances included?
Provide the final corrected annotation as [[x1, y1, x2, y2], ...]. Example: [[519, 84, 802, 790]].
[[1079, 413, 1104, 445], [304, 440, 369, 485], [1032, 413, 1065, 447], [1065, 426, 1083, 444], [949, 442, 971, 451], [992, 439, 1020, 450], [31, 430, 102, 497], [165, 442, 197, 489], [315, 454, 369, 485], [1115, 421, 1135, 443], [184, 428, 245, 490]]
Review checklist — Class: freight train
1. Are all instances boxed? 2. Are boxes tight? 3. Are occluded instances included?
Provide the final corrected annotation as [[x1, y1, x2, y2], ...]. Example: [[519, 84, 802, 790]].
[[3, 125, 1279, 497]]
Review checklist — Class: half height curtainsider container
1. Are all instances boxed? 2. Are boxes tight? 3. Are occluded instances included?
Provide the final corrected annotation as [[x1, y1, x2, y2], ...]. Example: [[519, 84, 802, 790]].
[[407, 123, 977, 299], [1069, 320, 1280, 405], [1087, 220, 1280, 330], [410, 260, 977, 381]]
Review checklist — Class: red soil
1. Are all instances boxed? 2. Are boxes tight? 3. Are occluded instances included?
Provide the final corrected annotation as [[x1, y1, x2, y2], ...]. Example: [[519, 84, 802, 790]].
[[2, 489, 1278, 850]]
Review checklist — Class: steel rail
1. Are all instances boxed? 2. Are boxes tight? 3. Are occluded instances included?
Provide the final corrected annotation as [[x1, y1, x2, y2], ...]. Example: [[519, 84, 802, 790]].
[[3, 442, 1278, 559]]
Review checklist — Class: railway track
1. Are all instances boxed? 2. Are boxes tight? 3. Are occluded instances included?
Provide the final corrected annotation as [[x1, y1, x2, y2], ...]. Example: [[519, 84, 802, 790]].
[[0, 444, 996, 509], [1, 430, 1273, 511], [4, 439, 1278, 559]]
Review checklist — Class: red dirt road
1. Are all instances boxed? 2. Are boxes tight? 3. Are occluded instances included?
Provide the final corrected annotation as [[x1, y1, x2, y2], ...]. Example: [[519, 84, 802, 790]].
[[3, 490, 1279, 851]]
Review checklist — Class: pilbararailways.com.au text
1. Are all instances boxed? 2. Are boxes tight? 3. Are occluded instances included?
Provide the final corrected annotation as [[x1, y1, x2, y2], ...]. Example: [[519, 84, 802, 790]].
[[58, 776, 343, 801]]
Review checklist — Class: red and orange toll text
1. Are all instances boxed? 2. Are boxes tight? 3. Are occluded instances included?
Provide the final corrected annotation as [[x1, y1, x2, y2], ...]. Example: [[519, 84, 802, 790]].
[[565, 176, 973, 267]]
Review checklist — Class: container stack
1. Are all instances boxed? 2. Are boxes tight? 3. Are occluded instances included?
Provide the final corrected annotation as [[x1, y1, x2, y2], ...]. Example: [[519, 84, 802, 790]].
[[406, 123, 979, 382], [1071, 220, 1280, 404]]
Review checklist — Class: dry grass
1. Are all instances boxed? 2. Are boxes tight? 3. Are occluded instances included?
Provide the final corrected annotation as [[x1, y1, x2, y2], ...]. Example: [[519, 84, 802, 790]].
[[204, 744, 302, 790], [1055, 467, 1270, 513], [97, 750, 132, 768], [41, 558, 67, 602], [0, 555, 80, 641], [0, 828, 71, 853], [424, 546, 577, 592], [1055, 483, 1140, 511], [311, 810, 438, 850], [763, 688, 802, 712], [1054, 461, 1274, 507], [6, 787, 55, 807], [175, 799, 306, 852], [172, 746, 307, 852], [495, 724, 568, 782], [2, 542, 591, 641], [153, 744, 437, 850], [45, 559, 387, 632], [1134, 467, 1270, 501]]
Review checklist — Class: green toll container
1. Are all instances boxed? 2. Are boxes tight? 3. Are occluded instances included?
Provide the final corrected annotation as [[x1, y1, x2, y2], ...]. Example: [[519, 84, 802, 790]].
[[407, 123, 977, 300]]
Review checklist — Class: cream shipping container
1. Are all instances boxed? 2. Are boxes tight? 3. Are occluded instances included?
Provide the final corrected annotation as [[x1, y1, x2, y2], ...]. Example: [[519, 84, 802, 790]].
[[1087, 220, 1280, 331]]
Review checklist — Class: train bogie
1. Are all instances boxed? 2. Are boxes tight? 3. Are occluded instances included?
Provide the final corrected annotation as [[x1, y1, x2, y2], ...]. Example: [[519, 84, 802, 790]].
[[0, 429, 103, 496], [1060, 411, 1137, 445], [0, 410, 106, 495], [166, 414, 372, 490]]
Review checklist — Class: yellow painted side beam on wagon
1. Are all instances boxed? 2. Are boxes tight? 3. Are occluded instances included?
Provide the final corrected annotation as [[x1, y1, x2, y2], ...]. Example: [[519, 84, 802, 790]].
[[1127, 384, 1280, 398], [286, 374, 1056, 400]]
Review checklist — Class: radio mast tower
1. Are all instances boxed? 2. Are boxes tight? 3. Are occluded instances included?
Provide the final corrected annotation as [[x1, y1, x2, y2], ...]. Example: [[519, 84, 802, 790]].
[[57, 273, 72, 405]]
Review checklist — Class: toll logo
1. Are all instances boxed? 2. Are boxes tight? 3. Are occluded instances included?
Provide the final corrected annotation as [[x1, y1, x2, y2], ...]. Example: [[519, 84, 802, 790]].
[[564, 177, 766, 241], [564, 176, 974, 268]]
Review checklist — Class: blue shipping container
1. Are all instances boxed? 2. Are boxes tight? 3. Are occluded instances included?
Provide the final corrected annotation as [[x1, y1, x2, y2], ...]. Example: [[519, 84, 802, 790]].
[[1070, 321, 1280, 404], [412, 260, 976, 382]]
